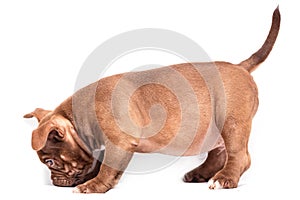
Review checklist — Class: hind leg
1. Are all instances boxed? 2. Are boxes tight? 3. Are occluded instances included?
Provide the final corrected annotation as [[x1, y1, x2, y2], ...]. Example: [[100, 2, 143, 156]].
[[209, 117, 251, 189], [183, 138, 227, 183]]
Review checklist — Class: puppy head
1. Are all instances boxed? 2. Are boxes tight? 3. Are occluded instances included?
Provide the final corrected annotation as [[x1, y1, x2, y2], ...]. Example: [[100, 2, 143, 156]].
[[24, 108, 101, 186]]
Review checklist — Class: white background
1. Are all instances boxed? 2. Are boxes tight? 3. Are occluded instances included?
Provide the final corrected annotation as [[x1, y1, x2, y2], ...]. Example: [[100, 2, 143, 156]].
[[1, 0, 299, 199]]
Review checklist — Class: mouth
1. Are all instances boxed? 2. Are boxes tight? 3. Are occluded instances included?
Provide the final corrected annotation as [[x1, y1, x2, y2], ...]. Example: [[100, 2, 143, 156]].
[[51, 170, 86, 187], [52, 175, 88, 187], [49, 151, 103, 187], [51, 159, 102, 187], [52, 177, 73, 186], [52, 176, 84, 187]]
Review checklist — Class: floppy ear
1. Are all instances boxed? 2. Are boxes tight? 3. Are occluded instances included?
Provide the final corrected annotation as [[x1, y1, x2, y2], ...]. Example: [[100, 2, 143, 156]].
[[31, 121, 56, 151], [31, 115, 75, 151], [24, 108, 52, 122]]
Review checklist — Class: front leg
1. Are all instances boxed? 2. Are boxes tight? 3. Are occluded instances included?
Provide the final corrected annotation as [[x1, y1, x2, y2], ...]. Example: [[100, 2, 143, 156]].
[[73, 141, 133, 193]]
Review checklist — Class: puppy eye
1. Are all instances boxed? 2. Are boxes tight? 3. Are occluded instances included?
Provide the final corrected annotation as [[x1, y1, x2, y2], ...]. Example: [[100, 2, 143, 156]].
[[45, 159, 54, 167]]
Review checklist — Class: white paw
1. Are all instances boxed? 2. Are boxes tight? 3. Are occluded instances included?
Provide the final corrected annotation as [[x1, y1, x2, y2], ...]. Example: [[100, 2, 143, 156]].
[[72, 186, 81, 193], [208, 179, 222, 190]]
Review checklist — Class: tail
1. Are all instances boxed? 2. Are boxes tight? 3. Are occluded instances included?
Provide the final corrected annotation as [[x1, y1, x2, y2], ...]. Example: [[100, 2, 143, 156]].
[[239, 6, 281, 73]]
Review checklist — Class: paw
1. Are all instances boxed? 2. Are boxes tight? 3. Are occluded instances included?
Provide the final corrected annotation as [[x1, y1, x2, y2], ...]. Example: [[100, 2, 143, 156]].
[[73, 179, 111, 194], [183, 172, 207, 183], [208, 177, 238, 189]]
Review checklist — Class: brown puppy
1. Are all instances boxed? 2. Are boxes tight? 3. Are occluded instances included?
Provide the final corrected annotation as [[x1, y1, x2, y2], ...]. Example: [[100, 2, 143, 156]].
[[24, 7, 280, 193]]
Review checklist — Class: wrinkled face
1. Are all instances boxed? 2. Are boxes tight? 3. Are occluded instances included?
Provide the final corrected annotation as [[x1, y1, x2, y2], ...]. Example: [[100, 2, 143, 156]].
[[24, 109, 103, 187], [36, 130, 101, 187]]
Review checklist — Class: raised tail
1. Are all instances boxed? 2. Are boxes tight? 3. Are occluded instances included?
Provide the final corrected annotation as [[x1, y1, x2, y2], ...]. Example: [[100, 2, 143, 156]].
[[239, 6, 280, 73]]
